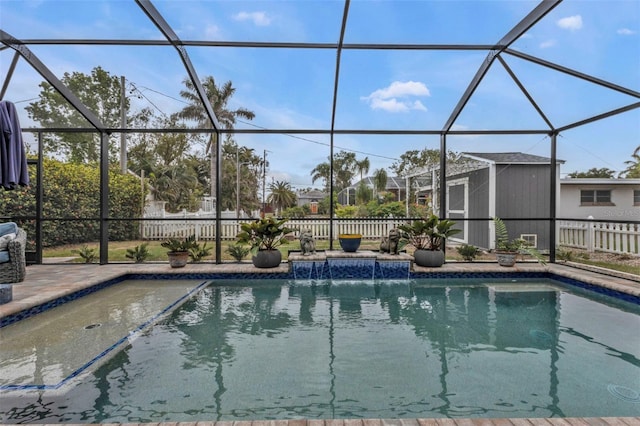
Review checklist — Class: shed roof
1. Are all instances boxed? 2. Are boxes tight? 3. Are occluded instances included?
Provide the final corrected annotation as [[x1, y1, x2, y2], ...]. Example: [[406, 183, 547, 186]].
[[463, 152, 566, 164]]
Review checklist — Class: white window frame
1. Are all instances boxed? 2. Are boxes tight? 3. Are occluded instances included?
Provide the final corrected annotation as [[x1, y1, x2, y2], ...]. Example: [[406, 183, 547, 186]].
[[520, 233, 538, 248]]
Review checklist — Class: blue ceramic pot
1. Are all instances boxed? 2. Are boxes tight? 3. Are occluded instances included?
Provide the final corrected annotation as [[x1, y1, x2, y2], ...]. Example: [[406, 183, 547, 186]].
[[339, 234, 362, 252]]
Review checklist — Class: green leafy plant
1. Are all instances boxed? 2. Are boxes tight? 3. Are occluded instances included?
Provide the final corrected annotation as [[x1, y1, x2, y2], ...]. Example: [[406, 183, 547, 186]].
[[125, 243, 150, 263], [72, 244, 98, 263], [493, 217, 546, 264], [226, 244, 250, 262], [556, 247, 574, 263], [236, 217, 295, 256], [189, 241, 212, 262], [161, 235, 198, 253], [456, 243, 479, 261], [398, 214, 460, 251]]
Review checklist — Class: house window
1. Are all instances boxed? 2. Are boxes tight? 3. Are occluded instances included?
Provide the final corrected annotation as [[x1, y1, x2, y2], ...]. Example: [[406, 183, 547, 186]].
[[520, 234, 537, 248], [580, 189, 612, 206], [634, 190, 640, 206]]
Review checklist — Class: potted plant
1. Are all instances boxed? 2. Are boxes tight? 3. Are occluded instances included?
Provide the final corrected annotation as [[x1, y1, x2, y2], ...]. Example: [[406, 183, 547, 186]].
[[398, 214, 460, 267], [236, 217, 294, 268], [338, 233, 362, 252], [161, 235, 197, 268], [493, 217, 546, 267]]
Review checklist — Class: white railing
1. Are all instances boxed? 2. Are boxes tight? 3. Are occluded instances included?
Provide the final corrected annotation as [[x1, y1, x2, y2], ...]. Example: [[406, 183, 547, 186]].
[[558, 220, 640, 256], [142, 216, 411, 241]]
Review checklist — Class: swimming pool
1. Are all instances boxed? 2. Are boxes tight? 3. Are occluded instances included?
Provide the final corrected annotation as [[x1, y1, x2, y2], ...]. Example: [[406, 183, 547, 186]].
[[1, 276, 639, 423]]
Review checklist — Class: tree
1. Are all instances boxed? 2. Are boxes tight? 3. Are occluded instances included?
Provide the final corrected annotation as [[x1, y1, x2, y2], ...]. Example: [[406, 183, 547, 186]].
[[267, 180, 297, 215], [26, 66, 128, 163], [310, 162, 331, 192], [390, 148, 462, 176], [620, 146, 640, 178], [355, 157, 370, 181], [310, 151, 361, 193], [220, 138, 262, 213], [355, 181, 373, 204], [177, 76, 255, 200], [373, 168, 388, 198], [568, 167, 616, 178]]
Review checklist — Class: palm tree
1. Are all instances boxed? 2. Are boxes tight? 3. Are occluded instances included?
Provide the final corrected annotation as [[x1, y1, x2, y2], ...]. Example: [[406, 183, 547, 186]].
[[621, 145, 640, 178], [373, 168, 388, 199], [177, 76, 255, 202], [355, 157, 370, 181], [267, 180, 297, 215], [310, 162, 331, 192]]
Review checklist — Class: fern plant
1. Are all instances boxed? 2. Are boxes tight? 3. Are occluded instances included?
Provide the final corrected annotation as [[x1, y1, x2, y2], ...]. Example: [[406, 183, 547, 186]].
[[493, 217, 546, 265], [126, 243, 150, 263]]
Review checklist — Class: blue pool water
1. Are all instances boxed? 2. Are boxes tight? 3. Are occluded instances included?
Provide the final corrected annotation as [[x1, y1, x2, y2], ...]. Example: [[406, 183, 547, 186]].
[[1, 277, 639, 423]]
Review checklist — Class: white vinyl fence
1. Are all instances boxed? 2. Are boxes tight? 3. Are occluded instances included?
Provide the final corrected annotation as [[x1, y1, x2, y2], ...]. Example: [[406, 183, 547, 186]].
[[558, 220, 640, 256], [142, 215, 410, 241]]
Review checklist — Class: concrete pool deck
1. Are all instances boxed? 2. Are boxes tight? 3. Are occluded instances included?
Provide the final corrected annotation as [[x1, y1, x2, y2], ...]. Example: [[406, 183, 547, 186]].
[[1, 258, 639, 426]]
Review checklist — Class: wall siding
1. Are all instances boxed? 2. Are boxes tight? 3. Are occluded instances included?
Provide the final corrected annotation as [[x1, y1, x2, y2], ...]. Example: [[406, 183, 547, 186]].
[[495, 164, 551, 250], [468, 168, 490, 249]]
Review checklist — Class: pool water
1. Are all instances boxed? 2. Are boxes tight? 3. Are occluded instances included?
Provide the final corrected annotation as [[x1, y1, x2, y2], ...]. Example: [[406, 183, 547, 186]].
[[1, 278, 639, 423]]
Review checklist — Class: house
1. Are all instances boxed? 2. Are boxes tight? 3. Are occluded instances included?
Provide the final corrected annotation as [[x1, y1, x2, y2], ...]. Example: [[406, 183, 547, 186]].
[[296, 189, 327, 214], [559, 178, 640, 220], [338, 176, 408, 205], [411, 152, 564, 251]]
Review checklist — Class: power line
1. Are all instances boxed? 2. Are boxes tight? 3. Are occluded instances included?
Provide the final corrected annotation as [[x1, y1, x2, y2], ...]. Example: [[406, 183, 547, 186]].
[[126, 79, 400, 163]]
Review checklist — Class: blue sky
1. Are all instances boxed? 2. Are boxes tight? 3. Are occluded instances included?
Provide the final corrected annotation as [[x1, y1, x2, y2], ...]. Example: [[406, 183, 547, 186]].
[[1, 0, 639, 190]]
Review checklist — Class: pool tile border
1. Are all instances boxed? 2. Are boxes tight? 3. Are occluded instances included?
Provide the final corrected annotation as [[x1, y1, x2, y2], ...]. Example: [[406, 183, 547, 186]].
[[2, 270, 638, 329]]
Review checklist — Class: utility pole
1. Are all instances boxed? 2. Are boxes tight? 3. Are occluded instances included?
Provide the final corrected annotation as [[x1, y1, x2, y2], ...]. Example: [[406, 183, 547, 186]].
[[119, 75, 127, 174], [236, 148, 241, 218]]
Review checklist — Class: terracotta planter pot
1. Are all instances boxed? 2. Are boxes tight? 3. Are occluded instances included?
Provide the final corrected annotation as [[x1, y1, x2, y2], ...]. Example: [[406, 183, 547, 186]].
[[339, 234, 362, 252], [167, 251, 189, 268], [252, 249, 282, 268], [413, 249, 445, 267]]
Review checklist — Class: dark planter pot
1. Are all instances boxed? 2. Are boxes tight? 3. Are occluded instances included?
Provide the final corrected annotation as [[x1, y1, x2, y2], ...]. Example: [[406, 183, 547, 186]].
[[496, 251, 517, 267], [413, 249, 445, 267], [252, 249, 282, 268], [167, 251, 189, 268], [339, 234, 362, 252]]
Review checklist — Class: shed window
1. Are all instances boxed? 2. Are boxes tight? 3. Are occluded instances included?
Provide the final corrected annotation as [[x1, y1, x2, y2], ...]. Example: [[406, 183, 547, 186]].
[[580, 190, 612, 206], [634, 190, 640, 206], [520, 234, 537, 248]]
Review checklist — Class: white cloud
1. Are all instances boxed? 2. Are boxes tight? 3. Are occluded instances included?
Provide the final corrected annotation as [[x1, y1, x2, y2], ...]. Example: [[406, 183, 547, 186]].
[[204, 24, 220, 38], [539, 39, 556, 49], [361, 81, 430, 113], [233, 11, 271, 26], [617, 28, 637, 35], [556, 15, 583, 31]]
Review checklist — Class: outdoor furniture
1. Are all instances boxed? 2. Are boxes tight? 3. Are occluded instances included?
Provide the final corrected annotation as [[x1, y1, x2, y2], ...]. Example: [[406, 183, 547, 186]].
[[0, 222, 27, 284]]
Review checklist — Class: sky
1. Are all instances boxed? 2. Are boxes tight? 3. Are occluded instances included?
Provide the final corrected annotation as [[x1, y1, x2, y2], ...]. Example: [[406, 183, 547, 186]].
[[1, 0, 639, 192]]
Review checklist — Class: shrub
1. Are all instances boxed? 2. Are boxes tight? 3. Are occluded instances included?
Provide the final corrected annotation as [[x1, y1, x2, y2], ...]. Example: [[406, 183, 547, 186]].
[[126, 243, 150, 263], [72, 244, 98, 263], [457, 244, 480, 261], [227, 244, 250, 262]]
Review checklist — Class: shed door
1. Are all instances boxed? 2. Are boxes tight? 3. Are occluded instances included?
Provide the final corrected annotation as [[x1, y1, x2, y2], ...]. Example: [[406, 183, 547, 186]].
[[446, 179, 468, 242]]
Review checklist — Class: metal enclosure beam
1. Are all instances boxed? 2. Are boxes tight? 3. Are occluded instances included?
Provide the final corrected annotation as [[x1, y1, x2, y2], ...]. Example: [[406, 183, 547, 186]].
[[506, 49, 640, 99], [497, 55, 555, 131], [328, 0, 350, 249], [442, 0, 562, 132], [0, 51, 20, 100], [0, 30, 107, 131], [135, 0, 224, 261]]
